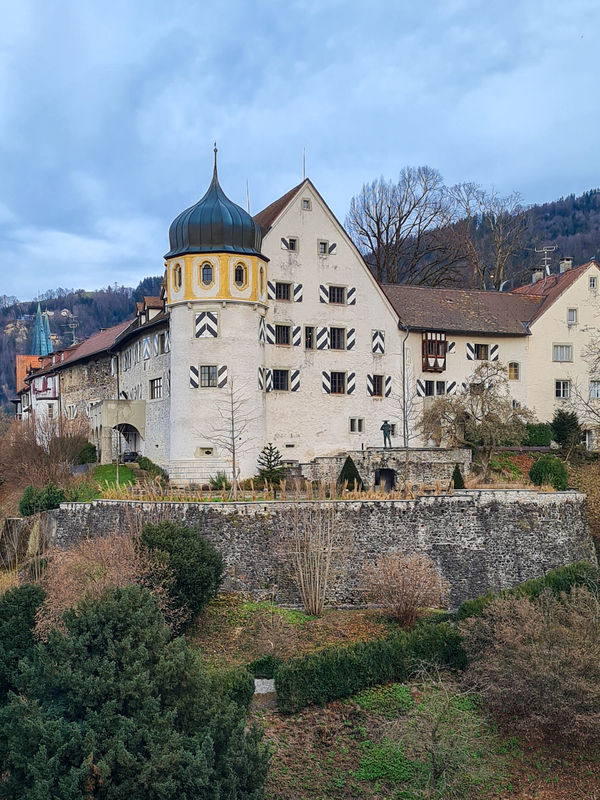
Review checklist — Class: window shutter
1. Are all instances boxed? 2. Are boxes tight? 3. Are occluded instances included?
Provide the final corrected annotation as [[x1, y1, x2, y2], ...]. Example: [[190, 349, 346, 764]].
[[190, 366, 199, 389], [153, 334, 159, 356], [447, 341, 455, 354], [372, 330, 385, 353], [293, 283, 303, 302], [195, 311, 218, 338], [266, 323, 275, 344], [346, 328, 355, 350], [319, 284, 328, 303], [322, 371, 331, 394], [347, 287, 356, 305], [259, 316, 266, 342], [217, 365, 228, 388], [385, 376, 392, 397], [366, 374, 374, 396], [447, 381, 457, 395], [466, 342, 475, 360], [258, 366, 265, 391], [267, 280, 276, 300], [416, 379, 425, 397], [291, 369, 300, 392], [265, 368, 273, 392], [292, 326, 302, 346], [142, 338, 151, 360], [490, 344, 499, 361], [347, 372, 355, 394], [316, 326, 329, 350]]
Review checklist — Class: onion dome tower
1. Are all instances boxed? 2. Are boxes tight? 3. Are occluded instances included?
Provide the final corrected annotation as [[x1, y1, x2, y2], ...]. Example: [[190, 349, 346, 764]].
[[165, 146, 268, 486]]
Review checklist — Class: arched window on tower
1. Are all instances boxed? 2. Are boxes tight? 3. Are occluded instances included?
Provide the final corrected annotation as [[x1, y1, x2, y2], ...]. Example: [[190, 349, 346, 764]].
[[234, 263, 246, 287], [259, 266, 265, 295], [173, 263, 182, 290], [201, 262, 213, 286]]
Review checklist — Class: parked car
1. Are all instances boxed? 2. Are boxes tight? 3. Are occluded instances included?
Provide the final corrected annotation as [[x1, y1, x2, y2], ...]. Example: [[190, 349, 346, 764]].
[[122, 451, 139, 463]]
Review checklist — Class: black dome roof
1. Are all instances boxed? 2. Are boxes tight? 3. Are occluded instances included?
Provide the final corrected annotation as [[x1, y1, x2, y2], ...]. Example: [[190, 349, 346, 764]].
[[165, 153, 262, 259]]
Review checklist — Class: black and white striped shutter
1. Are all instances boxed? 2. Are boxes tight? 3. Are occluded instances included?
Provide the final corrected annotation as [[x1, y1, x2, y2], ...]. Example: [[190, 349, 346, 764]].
[[490, 344, 499, 361], [372, 330, 385, 354], [190, 366, 199, 389], [292, 326, 302, 346], [366, 374, 374, 396], [447, 341, 455, 354], [329, 243, 337, 254], [319, 284, 328, 303], [322, 371, 331, 394], [316, 326, 329, 350], [293, 283, 303, 302], [267, 280, 276, 300], [195, 311, 218, 338], [447, 381, 457, 395], [385, 376, 392, 397], [347, 287, 356, 305], [258, 367, 264, 391], [461, 382, 469, 393], [142, 337, 151, 360], [416, 379, 426, 397], [259, 317, 266, 343], [153, 334, 159, 356], [346, 328, 355, 350], [466, 342, 475, 360], [291, 369, 300, 392], [347, 372, 355, 394], [265, 369, 273, 392], [266, 324, 275, 345], [217, 365, 228, 388]]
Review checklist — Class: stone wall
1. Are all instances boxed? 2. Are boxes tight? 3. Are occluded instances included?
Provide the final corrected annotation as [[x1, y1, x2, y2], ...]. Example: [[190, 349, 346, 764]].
[[43, 490, 596, 608], [297, 447, 471, 486]]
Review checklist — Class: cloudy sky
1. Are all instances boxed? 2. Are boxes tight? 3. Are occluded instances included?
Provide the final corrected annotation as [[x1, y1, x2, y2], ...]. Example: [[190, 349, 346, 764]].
[[1, 0, 598, 299]]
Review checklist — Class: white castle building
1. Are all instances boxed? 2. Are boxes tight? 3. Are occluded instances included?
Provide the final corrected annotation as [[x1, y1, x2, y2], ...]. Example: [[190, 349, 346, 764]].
[[18, 154, 600, 485]]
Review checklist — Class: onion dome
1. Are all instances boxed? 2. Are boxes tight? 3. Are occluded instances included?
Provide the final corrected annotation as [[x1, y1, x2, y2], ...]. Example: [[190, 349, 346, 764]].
[[165, 146, 262, 258]]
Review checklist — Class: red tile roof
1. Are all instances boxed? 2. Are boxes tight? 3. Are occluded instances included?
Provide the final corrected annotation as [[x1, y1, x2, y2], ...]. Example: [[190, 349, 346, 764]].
[[512, 260, 600, 322], [253, 181, 305, 233]]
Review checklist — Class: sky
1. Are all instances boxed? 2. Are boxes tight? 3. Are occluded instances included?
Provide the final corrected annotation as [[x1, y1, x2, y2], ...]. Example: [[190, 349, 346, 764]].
[[1, 0, 599, 299]]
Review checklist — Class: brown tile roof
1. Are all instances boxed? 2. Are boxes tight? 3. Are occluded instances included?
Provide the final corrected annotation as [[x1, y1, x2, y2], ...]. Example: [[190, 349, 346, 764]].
[[143, 296, 163, 309], [512, 260, 600, 322], [115, 310, 169, 346], [382, 284, 543, 335], [29, 321, 133, 377], [253, 181, 305, 233]]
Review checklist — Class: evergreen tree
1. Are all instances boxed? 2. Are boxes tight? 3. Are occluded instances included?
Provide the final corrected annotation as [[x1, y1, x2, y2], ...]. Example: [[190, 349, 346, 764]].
[[551, 409, 582, 452], [338, 455, 364, 490], [256, 442, 284, 485], [0, 585, 268, 799], [0, 584, 45, 705], [451, 464, 465, 490]]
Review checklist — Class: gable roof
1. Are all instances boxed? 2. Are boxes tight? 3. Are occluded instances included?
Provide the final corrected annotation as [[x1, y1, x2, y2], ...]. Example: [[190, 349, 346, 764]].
[[512, 260, 600, 322], [382, 284, 543, 336], [253, 181, 304, 233]]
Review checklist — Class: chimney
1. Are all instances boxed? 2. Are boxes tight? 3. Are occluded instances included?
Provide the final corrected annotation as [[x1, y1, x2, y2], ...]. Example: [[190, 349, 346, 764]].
[[531, 267, 544, 285], [559, 257, 573, 274]]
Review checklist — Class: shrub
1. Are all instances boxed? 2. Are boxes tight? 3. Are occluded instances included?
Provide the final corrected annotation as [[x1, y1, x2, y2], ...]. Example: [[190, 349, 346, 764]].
[[522, 422, 553, 447], [363, 552, 449, 629], [338, 455, 364, 490], [462, 586, 600, 742], [247, 653, 283, 679], [136, 455, 168, 482], [0, 584, 46, 704], [141, 521, 224, 617], [551, 408, 582, 451], [0, 586, 268, 797], [451, 463, 465, 489], [529, 453, 568, 489], [209, 470, 231, 490], [77, 441, 97, 464], [212, 666, 255, 710], [18, 482, 66, 517]]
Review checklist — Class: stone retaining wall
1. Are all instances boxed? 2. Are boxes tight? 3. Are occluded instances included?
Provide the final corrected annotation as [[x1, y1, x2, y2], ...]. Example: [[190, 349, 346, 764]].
[[41, 490, 596, 608]]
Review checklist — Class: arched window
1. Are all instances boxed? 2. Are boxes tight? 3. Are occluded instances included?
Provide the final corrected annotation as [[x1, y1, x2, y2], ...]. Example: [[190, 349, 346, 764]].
[[508, 362, 520, 380], [234, 263, 246, 287], [201, 262, 213, 286], [259, 266, 265, 295], [173, 263, 182, 290]]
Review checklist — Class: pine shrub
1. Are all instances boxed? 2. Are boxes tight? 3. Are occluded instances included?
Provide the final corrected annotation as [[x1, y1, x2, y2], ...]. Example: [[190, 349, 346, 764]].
[[256, 443, 284, 485], [529, 453, 568, 489], [451, 463, 465, 489], [522, 422, 553, 447], [338, 455, 364, 490], [140, 521, 223, 617], [18, 482, 66, 517], [0, 584, 46, 705], [551, 408, 582, 449]]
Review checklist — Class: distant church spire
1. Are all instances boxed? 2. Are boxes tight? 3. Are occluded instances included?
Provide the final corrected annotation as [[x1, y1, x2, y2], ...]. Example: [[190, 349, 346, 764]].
[[31, 302, 53, 356]]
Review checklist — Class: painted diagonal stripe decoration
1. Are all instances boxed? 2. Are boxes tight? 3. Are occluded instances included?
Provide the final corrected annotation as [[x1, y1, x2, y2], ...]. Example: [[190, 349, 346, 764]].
[[142, 337, 151, 360], [266, 369, 273, 392], [447, 381, 457, 395], [385, 375, 392, 397], [217, 365, 228, 388], [259, 316, 266, 342], [319, 284, 328, 303], [292, 326, 302, 346], [372, 330, 385, 353], [466, 342, 475, 360], [266, 324, 275, 345], [447, 341, 455, 354], [346, 328, 356, 350], [267, 281, 276, 300], [195, 311, 218, 338], [416, 379, 425, 397], [293, 283, 303, 302], [316, 327, 329, 350], [190, 366, 199, 389], [291, 369, 300, 392], [347, 372, 355, 394], [347, 286, 356, 305], [322, 371, 330, 394], [367, 374, 374, 396], [258, 367, 264, 391], [490, 344, 499, 361]]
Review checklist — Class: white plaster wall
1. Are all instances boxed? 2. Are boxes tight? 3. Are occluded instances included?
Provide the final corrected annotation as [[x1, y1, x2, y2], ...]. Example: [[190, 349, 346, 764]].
[[260, 181, 404, 460]]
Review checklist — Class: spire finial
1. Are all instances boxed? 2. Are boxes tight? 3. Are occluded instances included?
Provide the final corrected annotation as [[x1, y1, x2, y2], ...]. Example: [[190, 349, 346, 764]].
[[213, 140, 218, 167]]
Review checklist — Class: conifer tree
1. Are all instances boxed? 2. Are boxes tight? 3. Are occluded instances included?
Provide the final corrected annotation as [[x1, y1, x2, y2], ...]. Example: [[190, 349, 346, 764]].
[[451, 463, 465, 489], [257, 442, 284, 485], [338, 455, 364, 490]]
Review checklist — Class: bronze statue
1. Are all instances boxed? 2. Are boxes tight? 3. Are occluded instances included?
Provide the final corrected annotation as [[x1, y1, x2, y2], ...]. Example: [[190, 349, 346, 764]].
[[380, 420, 392, 449]]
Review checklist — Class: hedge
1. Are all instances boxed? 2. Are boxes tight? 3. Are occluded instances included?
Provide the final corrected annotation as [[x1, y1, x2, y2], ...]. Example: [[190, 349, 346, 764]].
[[274, 622, 466, 714], [522, 423, 553, 447], [455, 562, 600, 620]]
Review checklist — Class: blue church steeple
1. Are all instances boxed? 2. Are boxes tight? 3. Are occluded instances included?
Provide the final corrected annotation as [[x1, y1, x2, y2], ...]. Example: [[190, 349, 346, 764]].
[[31, 302, 53, 356]]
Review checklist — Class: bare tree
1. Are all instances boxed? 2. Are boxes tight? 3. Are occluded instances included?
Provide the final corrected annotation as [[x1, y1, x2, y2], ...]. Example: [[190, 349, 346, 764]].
[[346, 167, 463, 286], [421, 362, 531, 481]]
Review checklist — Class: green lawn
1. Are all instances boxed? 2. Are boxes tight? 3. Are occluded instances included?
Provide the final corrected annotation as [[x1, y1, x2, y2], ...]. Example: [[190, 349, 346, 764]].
[[92, 464, 136, 486]]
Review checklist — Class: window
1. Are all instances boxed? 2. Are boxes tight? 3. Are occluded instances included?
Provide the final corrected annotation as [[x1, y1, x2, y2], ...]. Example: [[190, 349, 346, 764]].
[[47, 404, 54, 419], [318, 240, 328, 255], [173, 264, 182, 290], [426, 339, 445, 357], [157, 332, 166, 355], [273, 369, 289, 391], [201, 263, 213, 285], [305, 326, 315, 349], [372, 375, 384, 397], [234, 263, 246, 286], [330, 371, 346, 394], [389, 423, 397, 436], [508, 362, 520, 380], [302, 198, 311, 210], [436, 381, 446, 395], [475, 343, 489, 360], [150, 377, 163, 399], [275, 281, 291, 301], [259, 267, 265, 294], [287, 237, 298, 252], [553, 344, 573, 362], [590, 380, 600, 399], [349, 417, 365, 433], [567, 308, 578, 325], [200, 366, 217, 387], [555, 380, 570, 399], [328, 285, 346, 304], [424, 380, 435, 396], [275, 324, 291, 345], [329, 327, 346, 350], [590, 276, 597, 290]]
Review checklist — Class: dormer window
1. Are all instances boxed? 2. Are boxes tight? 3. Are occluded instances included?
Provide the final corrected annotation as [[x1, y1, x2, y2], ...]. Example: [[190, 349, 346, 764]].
[[234, 263, 246, 287], [201, 263, 213, 286]]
